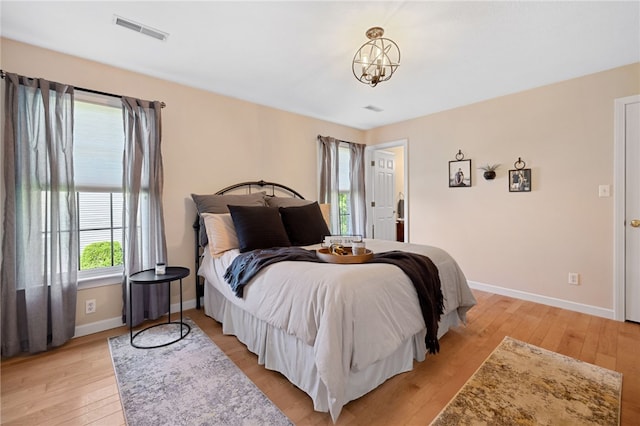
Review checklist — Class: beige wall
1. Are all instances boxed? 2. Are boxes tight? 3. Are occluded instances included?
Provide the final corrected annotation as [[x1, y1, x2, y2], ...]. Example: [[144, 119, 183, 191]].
[[2, 37, 639, 331], [367, 63, 640, 311], [1, 38, 364, 327]]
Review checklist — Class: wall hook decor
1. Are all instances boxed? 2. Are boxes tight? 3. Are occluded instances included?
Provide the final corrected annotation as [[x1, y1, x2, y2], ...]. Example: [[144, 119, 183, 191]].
[[509, 157, 531, 192], [449, 150, 471, 188]]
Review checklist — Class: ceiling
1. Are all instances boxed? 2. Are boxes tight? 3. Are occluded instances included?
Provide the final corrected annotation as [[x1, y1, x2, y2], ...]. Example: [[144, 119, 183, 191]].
[[1, 1, 639, 130]]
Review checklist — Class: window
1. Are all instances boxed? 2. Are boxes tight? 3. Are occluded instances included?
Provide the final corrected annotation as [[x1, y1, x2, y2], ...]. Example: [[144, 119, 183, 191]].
[[319, 137, 366, 237], [73, 93, 124, 282], [338, 144, 352, 235]]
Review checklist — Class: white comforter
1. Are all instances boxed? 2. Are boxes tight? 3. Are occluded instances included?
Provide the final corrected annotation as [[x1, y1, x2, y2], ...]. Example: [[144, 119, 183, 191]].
[[199, 239, 476, 419]]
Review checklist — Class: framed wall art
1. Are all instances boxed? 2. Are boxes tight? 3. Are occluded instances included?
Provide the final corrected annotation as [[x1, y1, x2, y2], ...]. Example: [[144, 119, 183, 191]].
[[509, 157, 531, 192], [449, 150, 471, 188]]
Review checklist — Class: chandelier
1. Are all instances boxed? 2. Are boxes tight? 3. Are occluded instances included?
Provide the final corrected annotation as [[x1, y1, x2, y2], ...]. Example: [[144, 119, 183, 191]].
[[352, 27, 401, 87]]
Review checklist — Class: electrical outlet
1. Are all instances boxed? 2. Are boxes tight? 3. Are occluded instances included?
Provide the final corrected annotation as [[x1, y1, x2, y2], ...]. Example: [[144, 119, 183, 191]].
[[568, 273, 580, 285], [598, 185, 610, 198], [85, 299, 96, 314]]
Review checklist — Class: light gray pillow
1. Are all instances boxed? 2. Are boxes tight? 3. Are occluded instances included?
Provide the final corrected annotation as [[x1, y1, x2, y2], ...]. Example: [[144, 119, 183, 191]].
[[191, 192, 266, 246], [265, 196, 312, 208]]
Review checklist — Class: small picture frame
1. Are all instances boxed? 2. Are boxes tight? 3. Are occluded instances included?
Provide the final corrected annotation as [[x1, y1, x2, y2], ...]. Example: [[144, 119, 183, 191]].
[[449, 159, 472, 188], [509, 168, 531, 192]]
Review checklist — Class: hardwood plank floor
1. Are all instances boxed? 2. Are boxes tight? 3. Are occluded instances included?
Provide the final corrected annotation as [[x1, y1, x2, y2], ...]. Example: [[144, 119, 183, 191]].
[[2, 290, 638, 425]]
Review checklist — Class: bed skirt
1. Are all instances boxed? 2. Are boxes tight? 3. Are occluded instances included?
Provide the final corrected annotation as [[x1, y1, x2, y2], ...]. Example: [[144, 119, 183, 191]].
[[203, 282, 461, 420]]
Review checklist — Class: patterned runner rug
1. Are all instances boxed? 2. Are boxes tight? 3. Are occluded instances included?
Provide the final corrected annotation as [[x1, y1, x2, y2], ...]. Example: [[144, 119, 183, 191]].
[[431, 336, 622, 426], [108, 318, 292, 425]]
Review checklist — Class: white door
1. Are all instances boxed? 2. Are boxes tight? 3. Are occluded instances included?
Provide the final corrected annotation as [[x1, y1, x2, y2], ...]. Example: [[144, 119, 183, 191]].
[[625, 99, 640, 322], [372, 150, 396, 240]]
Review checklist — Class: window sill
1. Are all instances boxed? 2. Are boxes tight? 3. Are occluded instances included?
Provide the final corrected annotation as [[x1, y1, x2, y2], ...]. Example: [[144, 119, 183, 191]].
[[78, 272, 122, 290]]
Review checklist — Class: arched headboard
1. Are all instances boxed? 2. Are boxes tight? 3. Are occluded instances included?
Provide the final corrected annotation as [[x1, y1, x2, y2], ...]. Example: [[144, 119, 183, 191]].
[[214, 179, 304, 198]]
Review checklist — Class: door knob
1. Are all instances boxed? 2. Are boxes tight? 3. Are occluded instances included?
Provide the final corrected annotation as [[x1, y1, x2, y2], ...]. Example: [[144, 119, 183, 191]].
[[631, 219, 640, 228]]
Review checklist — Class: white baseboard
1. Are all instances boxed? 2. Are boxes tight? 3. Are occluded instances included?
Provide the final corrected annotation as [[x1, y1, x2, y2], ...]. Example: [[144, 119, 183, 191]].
[[468, 281, 615, 320], [75, 284, 617, 337], [74, 298, 200, 337]]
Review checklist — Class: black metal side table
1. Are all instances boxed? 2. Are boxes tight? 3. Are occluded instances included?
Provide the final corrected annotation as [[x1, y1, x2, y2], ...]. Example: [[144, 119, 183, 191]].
[[128, 266, 191, 349]]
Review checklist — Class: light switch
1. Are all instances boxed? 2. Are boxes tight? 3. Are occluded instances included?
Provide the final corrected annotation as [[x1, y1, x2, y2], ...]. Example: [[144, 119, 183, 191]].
[[598, 185, 610, 198]]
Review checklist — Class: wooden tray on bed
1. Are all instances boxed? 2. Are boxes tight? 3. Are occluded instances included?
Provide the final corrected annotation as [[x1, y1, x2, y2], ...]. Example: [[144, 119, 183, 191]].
[[317, 247, 373, 264]]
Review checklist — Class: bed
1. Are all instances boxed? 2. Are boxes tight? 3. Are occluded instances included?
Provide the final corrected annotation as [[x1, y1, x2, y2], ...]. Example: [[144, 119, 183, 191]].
[[192, 180, 476, 422]]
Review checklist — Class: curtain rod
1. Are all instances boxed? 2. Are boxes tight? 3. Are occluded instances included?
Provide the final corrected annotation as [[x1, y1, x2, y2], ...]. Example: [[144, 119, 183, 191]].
[[0, 69, 166, 108], [317, 134, 355, 145]]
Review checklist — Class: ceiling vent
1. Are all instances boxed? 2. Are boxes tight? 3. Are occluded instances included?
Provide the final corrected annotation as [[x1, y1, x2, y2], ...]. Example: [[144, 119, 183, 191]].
[[114, 15, 169, 41], [364, 105, 384, 112]]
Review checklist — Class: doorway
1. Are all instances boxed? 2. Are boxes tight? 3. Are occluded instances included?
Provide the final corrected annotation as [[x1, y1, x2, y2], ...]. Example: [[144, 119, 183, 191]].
[[614, 95, 640, 322], [365, 139, 408, 242]]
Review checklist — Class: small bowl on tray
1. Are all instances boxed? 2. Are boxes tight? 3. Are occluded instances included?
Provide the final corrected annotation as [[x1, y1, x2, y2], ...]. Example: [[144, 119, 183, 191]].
[[316, 246, 373, 264]]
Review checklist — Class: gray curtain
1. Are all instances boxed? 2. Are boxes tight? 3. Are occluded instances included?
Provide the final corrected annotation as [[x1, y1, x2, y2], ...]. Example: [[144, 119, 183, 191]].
[[317, 135, 367, 236], [121, 97, 168, 327], [349, 142, 367, 236], [318, 135, 341, 233], [1, 73, 78, 356]]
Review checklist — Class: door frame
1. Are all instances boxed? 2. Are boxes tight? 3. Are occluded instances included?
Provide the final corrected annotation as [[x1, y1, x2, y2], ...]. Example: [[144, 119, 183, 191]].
[[613, 94, 640, 321], [365, 139, 409, 241]]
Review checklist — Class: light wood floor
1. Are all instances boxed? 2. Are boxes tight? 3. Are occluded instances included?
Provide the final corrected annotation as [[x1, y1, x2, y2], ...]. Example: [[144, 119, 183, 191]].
[[2, 290, 639, 425]]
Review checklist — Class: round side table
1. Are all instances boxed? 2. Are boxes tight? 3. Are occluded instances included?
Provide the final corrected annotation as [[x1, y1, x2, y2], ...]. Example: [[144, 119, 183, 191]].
[[128, 266, 191, 349]]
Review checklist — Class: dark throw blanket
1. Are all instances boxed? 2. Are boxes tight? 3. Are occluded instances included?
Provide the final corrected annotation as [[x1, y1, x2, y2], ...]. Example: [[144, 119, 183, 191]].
[[223, 247, 322, 297], [223, 247, 444, 354]]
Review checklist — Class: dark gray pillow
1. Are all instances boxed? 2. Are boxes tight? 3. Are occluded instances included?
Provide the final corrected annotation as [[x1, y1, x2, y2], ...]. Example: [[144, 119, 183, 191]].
[[279, 202, 331, 246], [265, 196, 312, 208], [191, 192, 266, 246], [228, 205, 291, 252]]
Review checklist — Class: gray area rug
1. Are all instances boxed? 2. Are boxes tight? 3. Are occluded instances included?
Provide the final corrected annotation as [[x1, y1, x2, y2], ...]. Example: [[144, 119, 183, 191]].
[[108, 318, 292, 426]]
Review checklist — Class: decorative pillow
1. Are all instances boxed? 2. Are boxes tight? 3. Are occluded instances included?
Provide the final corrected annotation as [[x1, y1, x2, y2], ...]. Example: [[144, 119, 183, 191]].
[[228, 205, 291, 252], [265, 196, 312, 208], [191, 192, 266, 246], [201, 213, 239, 257], [279, 202, 331, 246]]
